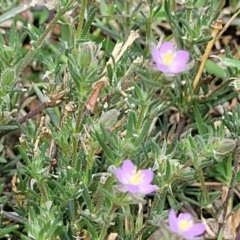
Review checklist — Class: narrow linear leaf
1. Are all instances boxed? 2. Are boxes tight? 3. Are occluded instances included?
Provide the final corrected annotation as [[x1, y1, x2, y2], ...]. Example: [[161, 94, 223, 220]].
[[218, 57, 240, 68], [95, 130, 115, 162], [0, 4, 30, 24], [205, 59, 227, 78], [81, 7, 97, 38], [82, 217, 98, 239], [33, 84, 60, 127]]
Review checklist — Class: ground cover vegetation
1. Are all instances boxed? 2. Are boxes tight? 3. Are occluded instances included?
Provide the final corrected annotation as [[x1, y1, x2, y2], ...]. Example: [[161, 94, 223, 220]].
[[1, 0, 240, 239]]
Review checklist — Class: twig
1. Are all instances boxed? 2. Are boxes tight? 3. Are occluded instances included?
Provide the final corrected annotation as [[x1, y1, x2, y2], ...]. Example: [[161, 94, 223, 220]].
[[192, 20, 222, 93], [0, 100, 61, 139], [217, 8, 240, 40]]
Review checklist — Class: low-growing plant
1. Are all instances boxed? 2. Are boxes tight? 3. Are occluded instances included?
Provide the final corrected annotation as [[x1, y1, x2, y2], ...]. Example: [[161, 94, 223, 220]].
[[1, 0, 240, 239]]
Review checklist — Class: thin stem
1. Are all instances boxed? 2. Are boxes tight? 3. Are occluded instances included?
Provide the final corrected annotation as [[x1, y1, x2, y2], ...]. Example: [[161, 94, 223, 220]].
[[146, 10, 152, 41], [143, 3, 154, 56], [98, 224, 108, 240], [76, 0, 87, 39], [72, 103, 84, 167], [38, 182, 48, 202], [194, 162, 211, 204], [125, 0, 131, 33], [136, 104, 147, 130], [17, 6, 71, 76], [99, 205, 118, 240]]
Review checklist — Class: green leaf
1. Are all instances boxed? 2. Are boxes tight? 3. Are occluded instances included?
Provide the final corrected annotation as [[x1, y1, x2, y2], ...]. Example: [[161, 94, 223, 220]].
[[218, 57, 240, 68], [95, 130, 115, 162], [126, 112, 134, 140], [45, 214, 62, 238], [33, 84, 60, 127], [193, 104, 208, 135], [0, 4, 29, 24], [82, 186, 94, 213], [18, 146, 31, 166], [0, 125, 18, 131], [229, 0, 240, 10], [81, 7, 97, 38], [134, 119, 152, 146], [194, 36, 213, 44], [217, 228, 223, 240], [0, 224, 19, 238], [82, 217, 98, 239], [164, 159, 171, 181], [205, 59, 227, 78]]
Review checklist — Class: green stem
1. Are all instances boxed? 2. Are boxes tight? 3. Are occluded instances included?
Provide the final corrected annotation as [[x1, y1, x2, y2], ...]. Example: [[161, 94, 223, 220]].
[[99, 205, 118, 240], [76, 0, 87, 39], [136, 104, 147, 130], [38, 182, 48, 202], [185, 4, 192, 25], [143, 3, 154, 57], [204, 78, 234, 99], [72, 103, 83, 167], [146, 4, 153, 42], [17, 5, 71, 76], [98, 224, 108, 240], [194, 162, 210, 204], [125, 0, 131, 32]]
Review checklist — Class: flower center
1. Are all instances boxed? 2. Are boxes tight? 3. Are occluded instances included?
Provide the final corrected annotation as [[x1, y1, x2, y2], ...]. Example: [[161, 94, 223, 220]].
[[129, 170, 144, 185], [178, 219, 193, 231], [161, 50, 176, 66]]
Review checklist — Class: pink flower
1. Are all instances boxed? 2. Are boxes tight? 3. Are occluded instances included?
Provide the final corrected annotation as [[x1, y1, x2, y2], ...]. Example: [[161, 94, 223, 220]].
[[151, 42, 190, 74], [169, 209, 205, 239], [114, 159, 159, 194]]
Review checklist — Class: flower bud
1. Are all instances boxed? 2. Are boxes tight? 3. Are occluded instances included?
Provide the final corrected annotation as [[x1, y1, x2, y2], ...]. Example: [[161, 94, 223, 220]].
[[78, 43, 93, 68], [212, 138, 236, 156], [98, 109, 119, 130]]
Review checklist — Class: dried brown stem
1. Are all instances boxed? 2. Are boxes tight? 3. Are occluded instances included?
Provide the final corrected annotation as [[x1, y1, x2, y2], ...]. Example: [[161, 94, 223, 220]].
[[0, 100, 61, 139], [192, 20, 222, 93]]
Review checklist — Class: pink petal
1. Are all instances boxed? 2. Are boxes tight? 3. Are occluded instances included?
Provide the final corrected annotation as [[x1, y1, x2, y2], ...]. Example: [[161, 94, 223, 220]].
[[151, 46, 161, 64], [121, 159, 136, 174], [125, 184, 140, 193], [169, 50, 189, 73], [156, 63, 171, 73], [159, 42, 175, 55], [169, 209, 179, 232], [139, 184, 159, 194], [178, 213, 193, 222], [151, 44, 172, 73], [182, 223, 206, 238], [116, 159, 136, 184], [139, 170, 154, 184], [114, 168, 125, 183]]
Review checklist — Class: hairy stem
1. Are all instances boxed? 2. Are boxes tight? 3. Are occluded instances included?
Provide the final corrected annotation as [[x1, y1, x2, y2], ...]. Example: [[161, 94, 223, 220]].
[[76, 0, 87, 39], [17, 5, 72, 76], [72, 103, 84, 167]]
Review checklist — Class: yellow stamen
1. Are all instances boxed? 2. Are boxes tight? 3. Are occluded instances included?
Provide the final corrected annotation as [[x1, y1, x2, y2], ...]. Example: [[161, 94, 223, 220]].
[[161, 50, 176, 66], [129, 170, 144, 185], [178, 219, 193, 231]]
